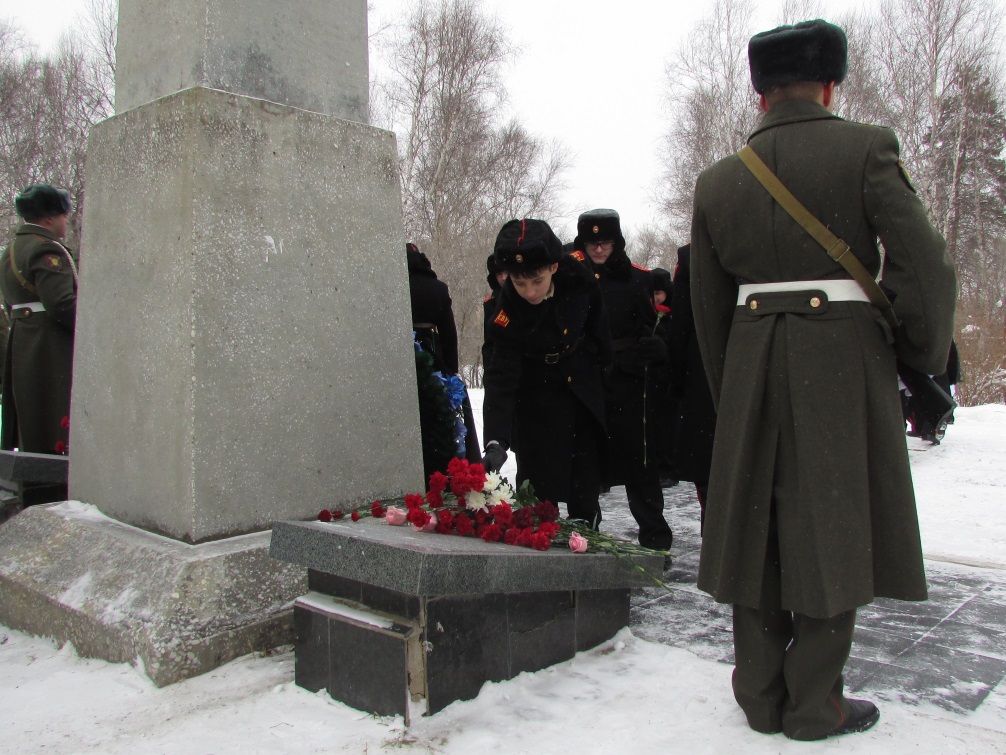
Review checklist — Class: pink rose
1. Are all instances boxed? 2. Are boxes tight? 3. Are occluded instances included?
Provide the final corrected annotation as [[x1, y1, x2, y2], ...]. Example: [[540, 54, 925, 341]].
[[569, 531, 589, 553], [385, 506, 407, 526], [412, 511, 438, 533]]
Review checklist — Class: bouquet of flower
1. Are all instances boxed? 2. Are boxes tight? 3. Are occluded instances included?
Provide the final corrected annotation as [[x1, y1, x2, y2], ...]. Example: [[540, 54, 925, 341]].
[[318, 459, 668, 584]]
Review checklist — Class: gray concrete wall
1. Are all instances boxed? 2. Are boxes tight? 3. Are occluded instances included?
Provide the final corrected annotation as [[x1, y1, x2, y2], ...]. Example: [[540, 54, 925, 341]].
[[72, 87, 424, 542], [115, 0, 369, 121]]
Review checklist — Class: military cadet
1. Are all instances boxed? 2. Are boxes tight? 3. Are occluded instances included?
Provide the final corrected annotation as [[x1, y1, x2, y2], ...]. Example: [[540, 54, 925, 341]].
[[690, 20, 957, 740], [574, 209, 674, 552], [1, 185, 78, 501], [481, 219, 611, 529]]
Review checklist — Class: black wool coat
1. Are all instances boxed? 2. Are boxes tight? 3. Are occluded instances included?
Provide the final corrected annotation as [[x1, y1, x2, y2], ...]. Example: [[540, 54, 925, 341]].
[[580, 244, 662, 482], [667, 245, 715, 486], [483, 255, 611, 504], [1, 223, 78, 453]]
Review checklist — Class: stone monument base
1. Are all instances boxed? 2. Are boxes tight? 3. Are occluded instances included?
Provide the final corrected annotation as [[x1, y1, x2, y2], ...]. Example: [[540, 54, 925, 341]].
[[0, 503, 306, 686], [271, 519, 662, 723]]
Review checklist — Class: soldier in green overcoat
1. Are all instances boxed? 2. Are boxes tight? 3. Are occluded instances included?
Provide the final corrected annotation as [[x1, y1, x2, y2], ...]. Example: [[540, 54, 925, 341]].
[[690, 20, 957, 741], [1, 185, 78, 483]]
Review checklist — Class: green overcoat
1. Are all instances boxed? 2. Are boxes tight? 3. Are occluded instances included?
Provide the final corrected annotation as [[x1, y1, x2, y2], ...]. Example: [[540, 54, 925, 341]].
[[1, 223, 78, 453], [691, 100, 957, 618]]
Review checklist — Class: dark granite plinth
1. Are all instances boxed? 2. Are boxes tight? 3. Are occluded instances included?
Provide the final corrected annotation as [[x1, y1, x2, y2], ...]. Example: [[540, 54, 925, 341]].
[[273, 520, 661, 722]]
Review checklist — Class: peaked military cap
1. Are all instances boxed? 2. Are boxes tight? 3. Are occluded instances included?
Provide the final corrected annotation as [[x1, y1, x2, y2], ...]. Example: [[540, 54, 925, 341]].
[[748, 19, 847, 94], [14, 184, 73, 220], [493, 219, 563, 273], [576, 208, 623, 245]]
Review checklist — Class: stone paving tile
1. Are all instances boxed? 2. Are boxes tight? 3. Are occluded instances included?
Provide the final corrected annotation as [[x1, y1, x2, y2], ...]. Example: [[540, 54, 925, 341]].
[[603, 480, 1006, 724]]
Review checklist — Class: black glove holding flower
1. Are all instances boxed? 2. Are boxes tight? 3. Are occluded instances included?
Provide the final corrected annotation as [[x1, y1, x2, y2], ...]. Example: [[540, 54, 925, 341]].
[[637, 335, 668, 364], [482, 441, 508, 473]]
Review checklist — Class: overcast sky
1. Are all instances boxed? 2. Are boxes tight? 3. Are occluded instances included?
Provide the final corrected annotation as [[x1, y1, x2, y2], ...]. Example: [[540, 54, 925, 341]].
[[5, 0, 874, 240]]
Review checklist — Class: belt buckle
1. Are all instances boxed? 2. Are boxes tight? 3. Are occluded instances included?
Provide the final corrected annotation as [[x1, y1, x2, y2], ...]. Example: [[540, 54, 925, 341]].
[[544, 352, 559, 365]]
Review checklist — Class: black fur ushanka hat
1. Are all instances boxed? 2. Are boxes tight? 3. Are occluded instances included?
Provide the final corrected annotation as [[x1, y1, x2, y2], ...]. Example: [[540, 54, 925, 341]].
[[748, 19, 847, 94], [14, 184, 72, 219], [493, 219, 563, 273]]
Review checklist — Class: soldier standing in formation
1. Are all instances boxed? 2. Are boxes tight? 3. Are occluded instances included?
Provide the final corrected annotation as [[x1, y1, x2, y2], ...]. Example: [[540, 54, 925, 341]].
[[690, 20, 957, 740], [1, 184, 78, 504], [574, 209, 674, 552], [481, 219, 611, 530]]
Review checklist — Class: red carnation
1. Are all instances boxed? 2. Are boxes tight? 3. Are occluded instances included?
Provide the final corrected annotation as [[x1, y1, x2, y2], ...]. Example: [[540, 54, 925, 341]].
[[534, 500, 560, 523], [60, 415, 70, 429], [435, 510, 455, 534], [404, 493, 425, 510], [516, 527, 534, 547], [407, 507, 431, 528], [351, 510, 361, 522], [480, 523, 503, 543], [514, 508, 535, 529], [490, 502, 514, 527], [537, 521, 560, 539], [503, 527, 520, 545], [54, 440, 67, 454], [331, 510, 345, 520], [454, 513, 475, 536], [370, 501, 386, 518], [530, 532, 552, 551], [428, 471, 449, 495], [655, 304, 671, 314], [426, 489, 444, 508], [475, 510, 490, 526], [446, 457, 468, 477], [318, 509, 333, 522]]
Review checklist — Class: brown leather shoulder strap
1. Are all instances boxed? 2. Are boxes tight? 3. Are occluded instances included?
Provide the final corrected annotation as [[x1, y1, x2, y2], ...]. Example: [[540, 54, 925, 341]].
[[7, 236, 38, 295], [737, 145, 900, 329]]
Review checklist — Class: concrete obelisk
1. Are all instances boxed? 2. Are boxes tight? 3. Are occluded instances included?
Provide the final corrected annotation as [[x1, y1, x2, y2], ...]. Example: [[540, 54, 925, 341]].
[[0, 0, 424, 685]]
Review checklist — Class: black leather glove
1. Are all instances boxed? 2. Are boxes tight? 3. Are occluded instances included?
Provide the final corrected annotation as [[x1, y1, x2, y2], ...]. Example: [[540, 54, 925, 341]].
[[482, 442, 508, 473], [637, 335, 668, 364]]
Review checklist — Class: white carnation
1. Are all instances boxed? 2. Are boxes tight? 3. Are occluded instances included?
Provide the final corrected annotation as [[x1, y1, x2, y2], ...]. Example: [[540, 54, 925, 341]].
[[465, 489, 489, 512]]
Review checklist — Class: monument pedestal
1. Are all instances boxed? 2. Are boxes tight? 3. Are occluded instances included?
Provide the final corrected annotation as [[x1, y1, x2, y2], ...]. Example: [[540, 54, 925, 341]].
[[0, 504, 306, 687], [271, 519, 662, 722]]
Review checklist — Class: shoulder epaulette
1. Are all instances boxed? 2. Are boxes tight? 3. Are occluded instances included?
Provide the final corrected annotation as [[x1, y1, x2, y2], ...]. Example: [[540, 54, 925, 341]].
[[569, 250, 586, 262]]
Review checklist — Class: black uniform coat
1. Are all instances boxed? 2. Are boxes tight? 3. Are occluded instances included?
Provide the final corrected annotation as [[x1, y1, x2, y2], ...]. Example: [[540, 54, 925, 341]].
[[1, 223, 78, 453], [483, 255, 611, 504], [579, 244, 661, 483], [691, 99, 957, 618], [668, 246, 716, 485]]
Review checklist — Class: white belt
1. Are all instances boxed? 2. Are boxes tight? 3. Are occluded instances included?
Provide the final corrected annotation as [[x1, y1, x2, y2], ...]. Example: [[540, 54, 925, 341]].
[[736, 279, 870, 306], [12, 301, 46, 313]]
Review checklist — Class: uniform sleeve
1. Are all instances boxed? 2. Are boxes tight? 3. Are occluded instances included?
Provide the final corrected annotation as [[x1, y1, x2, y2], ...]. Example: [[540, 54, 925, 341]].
[[482, 335, 521, 450], [28, 245, 76, 331], [437, 285, 460, 375], [690, 172, 737, 409], [864, 128, 957, 374]]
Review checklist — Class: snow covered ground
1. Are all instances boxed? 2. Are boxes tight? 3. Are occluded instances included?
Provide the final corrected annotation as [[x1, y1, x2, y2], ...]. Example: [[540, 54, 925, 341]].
[[2, 400, 1006, 754]]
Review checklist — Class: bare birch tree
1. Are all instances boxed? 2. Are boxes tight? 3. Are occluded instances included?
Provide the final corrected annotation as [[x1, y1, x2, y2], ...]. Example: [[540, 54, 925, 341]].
[[373, 0, 570, 379], [656, 0, 761, 244]]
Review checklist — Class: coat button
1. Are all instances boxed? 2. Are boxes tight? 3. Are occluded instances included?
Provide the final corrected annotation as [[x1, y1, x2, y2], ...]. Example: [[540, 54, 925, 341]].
[[563, 328, 568, 335], [749, 300, 758, 311], [567, 376, 572, 383], [810, 296, 822, 308], [595, 273, 600, 279]]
